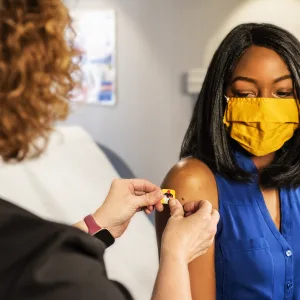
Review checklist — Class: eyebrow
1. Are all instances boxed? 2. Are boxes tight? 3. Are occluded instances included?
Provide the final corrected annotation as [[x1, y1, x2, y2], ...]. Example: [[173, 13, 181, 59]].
[[231, 74, 292, 85], [231, 76, 257, 84], [274, 74, 292, 83]]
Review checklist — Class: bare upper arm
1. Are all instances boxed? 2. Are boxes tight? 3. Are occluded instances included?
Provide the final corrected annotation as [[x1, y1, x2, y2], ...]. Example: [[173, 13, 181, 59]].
[[155, 158, 218, 300]]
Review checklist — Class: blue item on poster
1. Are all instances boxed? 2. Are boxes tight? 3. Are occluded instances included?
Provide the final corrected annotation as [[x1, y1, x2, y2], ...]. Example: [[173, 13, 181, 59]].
[[98, 91, 113, 102], [98, 81, 113, 102]]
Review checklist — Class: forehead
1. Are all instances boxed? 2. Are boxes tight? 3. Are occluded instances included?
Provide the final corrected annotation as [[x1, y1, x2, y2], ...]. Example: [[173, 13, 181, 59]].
[[232, 45, 290, 79]]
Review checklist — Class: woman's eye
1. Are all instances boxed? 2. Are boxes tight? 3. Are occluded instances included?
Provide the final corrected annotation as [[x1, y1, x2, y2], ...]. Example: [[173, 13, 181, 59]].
[[234, 92, 256, 98], [275, 91, 294, 98]]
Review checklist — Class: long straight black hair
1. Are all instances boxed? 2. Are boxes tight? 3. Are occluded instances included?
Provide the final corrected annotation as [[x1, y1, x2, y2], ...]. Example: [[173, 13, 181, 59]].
[[180, 23, 300, 188]]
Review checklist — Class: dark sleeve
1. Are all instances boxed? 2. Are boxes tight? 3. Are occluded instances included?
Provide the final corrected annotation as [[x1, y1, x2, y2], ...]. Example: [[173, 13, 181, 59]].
[[14, 247, 129, 300], [9, 225, 132, 300]]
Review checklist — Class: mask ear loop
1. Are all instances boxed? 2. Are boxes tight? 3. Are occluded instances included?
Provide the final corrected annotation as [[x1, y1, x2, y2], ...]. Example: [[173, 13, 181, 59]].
[[223, 96, 229, 129]]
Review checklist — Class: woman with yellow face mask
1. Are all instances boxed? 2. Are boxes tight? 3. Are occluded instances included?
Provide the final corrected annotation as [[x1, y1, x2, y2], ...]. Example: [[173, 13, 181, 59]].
[[156, 23, 300, 300]]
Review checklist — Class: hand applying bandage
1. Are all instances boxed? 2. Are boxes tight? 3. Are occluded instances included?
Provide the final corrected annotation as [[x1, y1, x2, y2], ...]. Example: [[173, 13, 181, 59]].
[[75, 179, 164, 238]]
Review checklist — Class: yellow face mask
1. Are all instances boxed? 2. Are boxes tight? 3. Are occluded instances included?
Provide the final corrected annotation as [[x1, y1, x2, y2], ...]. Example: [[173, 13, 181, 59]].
[[223, 97, 299, 156]]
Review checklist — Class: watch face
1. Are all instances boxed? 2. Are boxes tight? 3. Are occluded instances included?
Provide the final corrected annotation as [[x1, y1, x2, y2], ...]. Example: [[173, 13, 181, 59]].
[[94, 229, 115, 248]]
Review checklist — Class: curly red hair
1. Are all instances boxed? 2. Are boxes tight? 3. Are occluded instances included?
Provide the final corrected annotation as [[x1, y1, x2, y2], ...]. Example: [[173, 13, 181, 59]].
[[0, 0, 80, 161]]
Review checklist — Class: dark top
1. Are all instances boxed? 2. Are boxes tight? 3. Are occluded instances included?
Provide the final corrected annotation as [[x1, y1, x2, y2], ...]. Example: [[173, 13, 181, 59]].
[[0, 198, 133, 300]]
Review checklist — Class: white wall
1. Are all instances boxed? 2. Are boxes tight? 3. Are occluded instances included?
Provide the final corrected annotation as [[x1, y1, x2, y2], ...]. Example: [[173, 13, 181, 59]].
[[64, 0, 241, 184], [204, 0, 300, 66]]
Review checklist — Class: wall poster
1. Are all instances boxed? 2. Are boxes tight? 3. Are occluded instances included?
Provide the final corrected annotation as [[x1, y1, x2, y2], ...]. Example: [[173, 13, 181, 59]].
[[71, 10, 116, 106]]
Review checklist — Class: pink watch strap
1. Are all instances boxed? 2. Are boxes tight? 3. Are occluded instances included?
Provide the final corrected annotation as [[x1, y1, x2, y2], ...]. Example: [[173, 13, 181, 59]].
[[83, 214, 102, 235]]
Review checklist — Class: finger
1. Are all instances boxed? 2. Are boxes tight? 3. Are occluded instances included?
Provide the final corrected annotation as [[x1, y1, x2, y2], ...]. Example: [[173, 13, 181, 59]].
[[147, 205, 154, 212], [140, 205, 155, 214], [129, 179, 160, 193], [183, 201, 200, 213], [194, 200, 213, 216], [135, 191, 146, 196], [137, 189, 163, 207], [154, 202, 164, 212], [211, 209, 220, 223], [144, 208, 151, 215], [169, 199, 184, 217], [184, 211, 193, 217]]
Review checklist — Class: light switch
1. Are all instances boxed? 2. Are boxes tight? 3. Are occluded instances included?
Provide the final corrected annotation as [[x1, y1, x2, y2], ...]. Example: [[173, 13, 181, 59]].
[[186, 68, 207, 94]]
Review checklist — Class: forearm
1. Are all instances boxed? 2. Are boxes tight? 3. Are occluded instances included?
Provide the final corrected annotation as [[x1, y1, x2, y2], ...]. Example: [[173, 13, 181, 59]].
[[152, 253, 192, 300]]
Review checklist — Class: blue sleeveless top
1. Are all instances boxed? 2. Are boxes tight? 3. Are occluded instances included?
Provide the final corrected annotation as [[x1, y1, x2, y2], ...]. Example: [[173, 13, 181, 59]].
[[215, 150, 300, 300]]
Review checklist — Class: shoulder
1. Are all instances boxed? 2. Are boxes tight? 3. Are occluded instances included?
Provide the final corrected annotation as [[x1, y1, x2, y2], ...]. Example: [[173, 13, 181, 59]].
[[158, 157, 215, 211], [163, 157, 214, 185], [156, 158, 218, 248], [162, 157, 218, 208]]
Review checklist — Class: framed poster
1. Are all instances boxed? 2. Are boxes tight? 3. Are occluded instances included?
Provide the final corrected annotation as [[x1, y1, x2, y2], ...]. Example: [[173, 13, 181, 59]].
[[71, 10, 116, 105]]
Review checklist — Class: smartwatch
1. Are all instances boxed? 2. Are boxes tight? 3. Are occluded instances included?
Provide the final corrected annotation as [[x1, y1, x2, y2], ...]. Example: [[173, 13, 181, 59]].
[[83, 214, 115, 248]]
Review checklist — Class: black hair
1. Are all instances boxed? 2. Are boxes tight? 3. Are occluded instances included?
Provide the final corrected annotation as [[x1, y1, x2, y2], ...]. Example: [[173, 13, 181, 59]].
[[180, 23, 300, 188]]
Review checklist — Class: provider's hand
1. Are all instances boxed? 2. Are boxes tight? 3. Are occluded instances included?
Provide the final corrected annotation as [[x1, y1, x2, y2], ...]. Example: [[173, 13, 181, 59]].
[[93, 179, 164, 238], [161, 200, 219, 263]]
